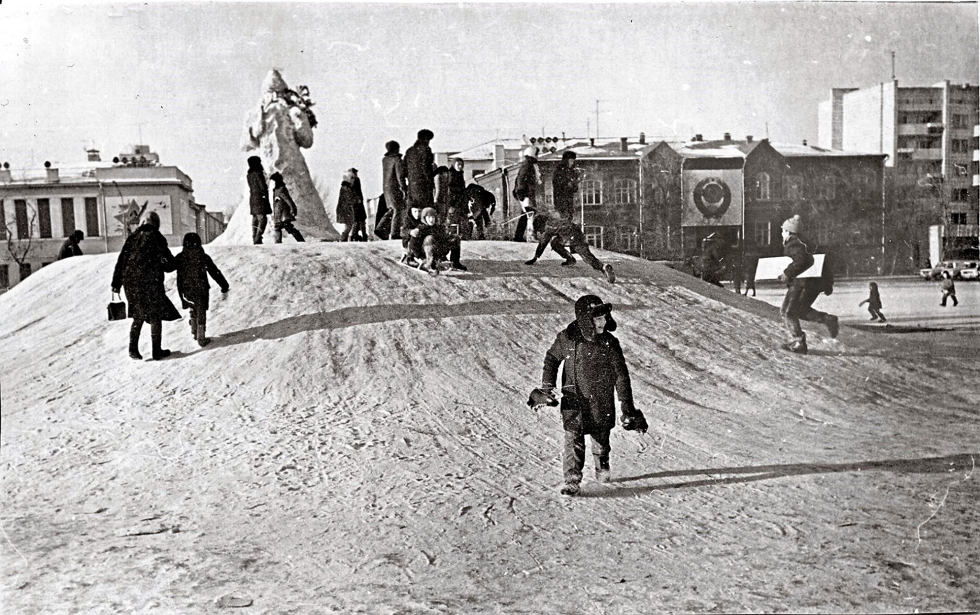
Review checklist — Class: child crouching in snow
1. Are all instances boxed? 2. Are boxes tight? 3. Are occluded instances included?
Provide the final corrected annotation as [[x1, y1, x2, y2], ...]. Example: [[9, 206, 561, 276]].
[[175, 232, 229, 347], [528, 294, 646, 496]]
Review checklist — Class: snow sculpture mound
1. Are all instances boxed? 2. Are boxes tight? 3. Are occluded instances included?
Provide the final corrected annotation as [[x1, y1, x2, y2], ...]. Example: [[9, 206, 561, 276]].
[[213, 69, 340, 244]]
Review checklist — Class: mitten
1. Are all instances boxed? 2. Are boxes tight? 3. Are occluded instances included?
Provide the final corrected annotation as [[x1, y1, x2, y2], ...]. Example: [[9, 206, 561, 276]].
[[527, 387, 558, 409], [621, 409, 648, 434]]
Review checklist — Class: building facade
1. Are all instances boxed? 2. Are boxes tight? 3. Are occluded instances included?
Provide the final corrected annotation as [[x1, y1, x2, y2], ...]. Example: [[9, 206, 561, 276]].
[[475, 134, 887, 276], [819, 80, 980, 266], [0, 146, 225, 290]]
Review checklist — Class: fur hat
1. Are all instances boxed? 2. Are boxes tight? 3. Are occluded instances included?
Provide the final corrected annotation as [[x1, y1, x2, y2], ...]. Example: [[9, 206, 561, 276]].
[[417, 129, 434, 141], [781, 215, 802, 234], [385, 140, 400, 154], [144, 211, 161, 229], [561, 150, 577, 161], [247, 156, 264, 172], [269, 172, 285, 187], [523, 145, 539, 159], [574, 294, 616, 339], [420, 207, 438, 221]]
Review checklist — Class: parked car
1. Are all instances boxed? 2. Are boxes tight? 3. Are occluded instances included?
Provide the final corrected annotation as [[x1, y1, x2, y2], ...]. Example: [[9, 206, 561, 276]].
[[959, 262, 979, 280], [922, 260, 978, 280]]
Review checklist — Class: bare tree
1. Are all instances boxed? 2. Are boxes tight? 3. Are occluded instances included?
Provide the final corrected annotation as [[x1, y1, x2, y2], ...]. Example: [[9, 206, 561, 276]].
[[5, 203, 38, 267]]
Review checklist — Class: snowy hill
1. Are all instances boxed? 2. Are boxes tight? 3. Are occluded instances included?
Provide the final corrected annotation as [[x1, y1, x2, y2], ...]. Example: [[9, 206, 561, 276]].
[[1, 241, 977, 614]]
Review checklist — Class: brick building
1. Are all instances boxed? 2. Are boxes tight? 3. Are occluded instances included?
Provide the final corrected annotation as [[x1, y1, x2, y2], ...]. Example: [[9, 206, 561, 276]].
[[0, 145, 225, 291], [819, 80, 980, 266], [474, 134, 887, 276]]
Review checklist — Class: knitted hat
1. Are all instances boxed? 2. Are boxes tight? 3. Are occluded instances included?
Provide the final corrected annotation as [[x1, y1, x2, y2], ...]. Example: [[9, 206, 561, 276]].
[[421, 207, 437, 221], [781, 215, 802, 234]]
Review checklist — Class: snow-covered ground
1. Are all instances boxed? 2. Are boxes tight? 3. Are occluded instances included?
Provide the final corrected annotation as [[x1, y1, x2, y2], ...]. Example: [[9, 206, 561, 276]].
[[1, 241, 978, 614]]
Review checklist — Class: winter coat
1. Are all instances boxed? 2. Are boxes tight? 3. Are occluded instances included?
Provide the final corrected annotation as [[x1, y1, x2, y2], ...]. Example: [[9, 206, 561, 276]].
[[447, 167, 468, 214], [781, 234, 833, 295], [58, 237, 83, 260], [248, 170, 272, 215], [336, 181, 358, 225], [513, 156, 539, 203], [404, 140, 435, 205], [350, 177, 367, 223], [552, 164, 579, 218], [465, 184, 495, 223], [382, 152, 408, 211], [542, 314, 636, 435], [433, 168, 451, 217], [860, 288, 882, 310], [941, 278, 956, 292], [401, 210, 422, 249], [272, 185, 298, 225], [175, 246, 229, 311], [111, 224, 179, 322]]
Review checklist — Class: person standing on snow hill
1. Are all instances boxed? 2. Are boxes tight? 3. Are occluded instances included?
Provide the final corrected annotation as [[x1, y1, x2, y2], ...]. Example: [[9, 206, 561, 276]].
[[246, 156, 272, 245], [58, 229, 84, 260], [529, 295, 647, 496], [336, 170, 359, 241], [349, 168, 368, 242], [111, 211, 179, 361], [382, 140, 408, 240], [407, 207, 467, 276], [940, 271, 958, 307], [859, 281, 886, 322], [777, 215, 839, 355], [405, 129, 436, 212], [175, 232, 229, 348], [269, 173, 305, 244], [446, 158, 468, 236], [512, 145, 540, 242]]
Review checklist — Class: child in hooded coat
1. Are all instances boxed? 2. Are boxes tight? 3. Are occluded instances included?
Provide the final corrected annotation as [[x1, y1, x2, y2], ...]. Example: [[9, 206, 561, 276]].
[[532, 295, 646, 496], [175, 232, 230, 347], [859, 282, 886, 321]]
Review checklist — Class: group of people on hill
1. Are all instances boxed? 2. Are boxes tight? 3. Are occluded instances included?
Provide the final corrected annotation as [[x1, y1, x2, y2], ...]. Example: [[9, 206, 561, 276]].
[[247, 156, 306, 245]]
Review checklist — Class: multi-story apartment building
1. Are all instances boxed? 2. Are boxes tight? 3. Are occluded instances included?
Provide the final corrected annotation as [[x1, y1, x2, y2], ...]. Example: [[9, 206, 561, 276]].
[[819, 80, 980, 267], [474, 134, 887, 276], [0, 145, 225, 291]]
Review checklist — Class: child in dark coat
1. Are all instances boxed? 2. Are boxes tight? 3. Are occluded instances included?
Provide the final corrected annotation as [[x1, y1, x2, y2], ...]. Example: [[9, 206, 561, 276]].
[[529, 295, 646, 496], [175, 233, 229, 347], [940, 272, 958, 307], [859, 282, 886, 321], [407, 207, 466, 276], [270, 172, 305, 243]]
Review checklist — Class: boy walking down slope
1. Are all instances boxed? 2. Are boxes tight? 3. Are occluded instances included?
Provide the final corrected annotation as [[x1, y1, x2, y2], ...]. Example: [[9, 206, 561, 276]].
[[175, 232, 230, 347]]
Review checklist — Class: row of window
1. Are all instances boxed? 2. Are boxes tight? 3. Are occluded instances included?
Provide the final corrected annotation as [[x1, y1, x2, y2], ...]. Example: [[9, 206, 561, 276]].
[[751, 172, 877, 201], [538, 178, 638, 208], [0, 197, 100, 240]]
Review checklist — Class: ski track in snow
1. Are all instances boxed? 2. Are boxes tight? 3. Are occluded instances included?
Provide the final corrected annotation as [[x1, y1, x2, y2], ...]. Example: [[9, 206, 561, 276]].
[[1, 241, 978, 614]]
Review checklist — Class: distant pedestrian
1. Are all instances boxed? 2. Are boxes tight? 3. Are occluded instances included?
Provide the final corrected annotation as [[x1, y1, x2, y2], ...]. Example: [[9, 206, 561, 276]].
[[552, 150, 579, 223], [111, 211, 179, 360], [336, 170, 359, 241], [175, 232, 229, 347], [859, 281, 886, 321], [512, 145, 540, 242], [405, 129, 436, 212], [940, 271, 958, 307], [247, 156, 271, 245], [700, 232, 724, 287], [464, 184, 495, 240], [446, 158, 468, 236], [777, 215, 839, 355], [270, 173, 305, 243], [349, 168, 368, 241], [529, 294, 646, 496], [382, 140, 408, 239], [58, 229, 84, 260]]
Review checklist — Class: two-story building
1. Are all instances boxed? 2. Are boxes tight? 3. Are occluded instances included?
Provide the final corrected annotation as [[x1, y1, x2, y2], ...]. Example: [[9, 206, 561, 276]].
[[0, 146, 225, 290]]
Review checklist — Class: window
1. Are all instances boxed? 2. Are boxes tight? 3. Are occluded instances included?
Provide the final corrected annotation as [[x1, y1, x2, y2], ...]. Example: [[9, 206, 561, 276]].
[[0, 264, 8, 289], [613, 179, 637, 205], [784, 175, 803, 200], [61, 198, 75, 237], [0, 200, 6, 240], [752, 221, 771, 246], [952, 139, 970, 153], [84, 197, 100, 237], [810, 220, 832, 246], [951, 114, 970, 128], [19, 263, 32, 281], [15, 200, 30, 239], [952, 188, 970, 202], [950, 212, 968, 225], [816, 176, 836, 200], [37, 198, 52, 238], [581, 179, 602, 206], [615, 226, 638, 252], [582, 225, 604, 249], [755, 173, 771, 201]]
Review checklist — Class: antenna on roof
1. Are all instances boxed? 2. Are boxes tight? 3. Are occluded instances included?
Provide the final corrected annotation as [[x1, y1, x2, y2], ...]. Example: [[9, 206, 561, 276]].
[[889, 50, 896, 80]]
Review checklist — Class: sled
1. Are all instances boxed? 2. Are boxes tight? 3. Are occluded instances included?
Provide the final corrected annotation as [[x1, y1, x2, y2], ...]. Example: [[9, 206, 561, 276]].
[[755, 254, 827, 280]]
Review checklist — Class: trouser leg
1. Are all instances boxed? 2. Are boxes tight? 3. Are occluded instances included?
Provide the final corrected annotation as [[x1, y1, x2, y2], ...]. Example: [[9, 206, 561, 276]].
[[149, 320, 168, 359], [129, 317, 144, 357], [197, 309, 209, 346], [591, 430, 611, 471], [273, 225, 283, 243], [286, 222, 305, 242], [781, 286, 806, 341], [449, 237, 461, 264], [391, 207, 403, 239], [549, 236, 573, 261], [252, 215, 265, 244], [533, 233, 553, 260], [575, 244, 605, 272], [514, 213, 528, 242], [562, 431, 586, 485]]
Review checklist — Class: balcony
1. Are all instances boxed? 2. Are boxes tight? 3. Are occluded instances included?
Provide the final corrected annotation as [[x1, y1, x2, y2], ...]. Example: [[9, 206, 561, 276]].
[[947, 224, 979, 238], [898, 124, 931, 136], [912, 148, 944, 160]]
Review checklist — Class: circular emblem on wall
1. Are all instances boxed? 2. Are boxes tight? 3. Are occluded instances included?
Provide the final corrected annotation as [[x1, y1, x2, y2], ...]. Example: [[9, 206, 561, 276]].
[[693, 177, 732, 218]]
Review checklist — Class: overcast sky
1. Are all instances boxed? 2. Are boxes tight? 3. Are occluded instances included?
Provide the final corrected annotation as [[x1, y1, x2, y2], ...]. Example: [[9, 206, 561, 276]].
[[1, 1, 977, 212]]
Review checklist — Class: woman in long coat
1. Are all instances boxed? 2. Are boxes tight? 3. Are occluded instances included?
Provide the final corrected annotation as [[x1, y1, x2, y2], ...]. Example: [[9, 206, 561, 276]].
[[336, 170, 359, 241], [111, 211, 179, 360], [247, 156, 272, 244]]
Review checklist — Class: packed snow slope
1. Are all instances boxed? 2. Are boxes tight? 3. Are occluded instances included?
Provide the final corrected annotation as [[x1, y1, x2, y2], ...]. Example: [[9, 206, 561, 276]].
[[1, 241, 978, 614]]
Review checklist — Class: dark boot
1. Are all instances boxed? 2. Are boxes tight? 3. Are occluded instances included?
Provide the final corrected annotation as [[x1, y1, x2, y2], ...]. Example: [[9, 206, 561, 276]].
[[150, 321, 170, 360], [129, 319, 143, 360], [197, 324, 211, 347], [289, 227, 305, 242]]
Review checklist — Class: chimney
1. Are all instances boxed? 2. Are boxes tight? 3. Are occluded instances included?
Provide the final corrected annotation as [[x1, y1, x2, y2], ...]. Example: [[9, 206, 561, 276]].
[[802, 139, 808, 146], [639, 132, 646, 145], [86, 149, 101, 162], [492, 144, 505, 170], [620, 137, 628, 152], [746, 135, 753, 143], [44, 161, 59, 182], [0, 162, 10, 183], [723, 132, 731, 141], [590, 138, 595, 147], [695, 134, 703, 142]]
